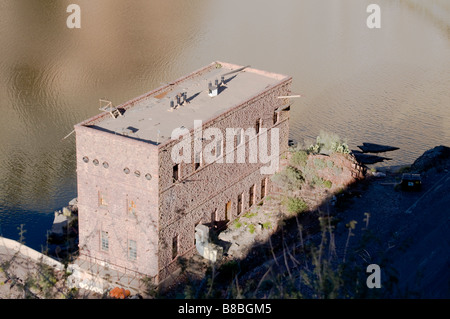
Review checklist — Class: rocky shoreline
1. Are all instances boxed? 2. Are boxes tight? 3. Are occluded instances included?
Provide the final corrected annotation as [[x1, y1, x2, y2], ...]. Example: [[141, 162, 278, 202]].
[[170, 145, 450, 298], [46, 198, 79, 260], [1, 144, 449, 298]]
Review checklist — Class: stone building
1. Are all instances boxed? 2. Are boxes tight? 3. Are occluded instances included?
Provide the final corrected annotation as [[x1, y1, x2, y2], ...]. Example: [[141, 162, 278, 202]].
[[74, 61, 293, 284]]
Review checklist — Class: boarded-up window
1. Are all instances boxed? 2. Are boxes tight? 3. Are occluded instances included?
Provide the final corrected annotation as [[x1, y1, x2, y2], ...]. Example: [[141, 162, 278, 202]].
[[237, 193, 243, 215], [98, 191, 107, 207], [249, 185, 255, 207], [261, 178, 267, 198], [128, 199, 137, 216], [225, 201, 232, 221]]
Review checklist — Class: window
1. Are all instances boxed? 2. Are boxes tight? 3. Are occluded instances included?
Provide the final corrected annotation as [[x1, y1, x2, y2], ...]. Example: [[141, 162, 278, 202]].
[[261, 178, 267, 198], [128, 199, 137, 216], [172, 235, 178, 260], [225, 201, 232, 221], [249, 185, 255, 207], [237, 193, 243, 215], [173, 164, 179, 182], [236, 129, 243, 147], [255, 119, 261, 134], [211, 210, 217, 229], [273, 111, 279, 125], [216, 139, 223, 158], [194, 152, 201, 171], [128, 240, 137, 261], [98, 191, 107, 207], [101, 231, 109, 251], [194, 222, 200, 245]]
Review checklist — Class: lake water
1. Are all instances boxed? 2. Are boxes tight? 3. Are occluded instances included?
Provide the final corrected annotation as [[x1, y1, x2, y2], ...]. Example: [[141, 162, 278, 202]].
[[0, 0, 449, 250]]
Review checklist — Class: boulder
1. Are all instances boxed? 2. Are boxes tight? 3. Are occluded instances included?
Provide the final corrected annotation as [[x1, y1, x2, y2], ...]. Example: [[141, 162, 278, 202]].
[[410, 145, 450, 173], [51, 212, 68, 236], [62, 207, 72, 217], [68, 198, 78, 206]]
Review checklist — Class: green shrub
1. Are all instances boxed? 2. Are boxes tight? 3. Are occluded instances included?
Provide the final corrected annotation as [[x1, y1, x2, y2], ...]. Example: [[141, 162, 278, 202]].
[[310, 175, 323, 188], [308, 131, 350, 155], [313, 158, 326, 170], [262, 222, 272, 230], [310, 175, 332, 189], [283, 197, 308, 215], [290, 150, 308, 168], [243, 211, 257, 219], [323, 180, 332, 189], [271, 166, 304, 190]]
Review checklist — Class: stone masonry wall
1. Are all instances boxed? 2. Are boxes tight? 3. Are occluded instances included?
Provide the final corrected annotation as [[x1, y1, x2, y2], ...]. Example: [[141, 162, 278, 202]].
[[157, 77, 292, 279], [75, 125, 160, 278], [75, 63, 293, 284]]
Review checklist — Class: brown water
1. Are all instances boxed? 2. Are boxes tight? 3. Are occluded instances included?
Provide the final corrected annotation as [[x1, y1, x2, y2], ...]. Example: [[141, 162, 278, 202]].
[[0, 0, 449, 248]]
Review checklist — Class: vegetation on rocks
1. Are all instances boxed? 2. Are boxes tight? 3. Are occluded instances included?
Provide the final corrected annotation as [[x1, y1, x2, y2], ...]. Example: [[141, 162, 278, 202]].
[[271, 166, 304, 191], [290, 150, 308, 168], [283, 197, 308, 215], [308, 131, 350, 155]]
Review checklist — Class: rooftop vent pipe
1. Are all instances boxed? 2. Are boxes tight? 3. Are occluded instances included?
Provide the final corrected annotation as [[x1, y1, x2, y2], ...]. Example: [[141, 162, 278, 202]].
[[208, 80, 219, 97]]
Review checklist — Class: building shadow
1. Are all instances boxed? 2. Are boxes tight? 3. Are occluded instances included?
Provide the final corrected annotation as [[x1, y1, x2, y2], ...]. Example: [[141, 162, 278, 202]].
[[162, 170, 376, 298]]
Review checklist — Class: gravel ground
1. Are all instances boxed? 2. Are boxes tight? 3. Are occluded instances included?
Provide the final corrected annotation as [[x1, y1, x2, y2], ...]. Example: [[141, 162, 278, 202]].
[[332, 161, 450, 298]]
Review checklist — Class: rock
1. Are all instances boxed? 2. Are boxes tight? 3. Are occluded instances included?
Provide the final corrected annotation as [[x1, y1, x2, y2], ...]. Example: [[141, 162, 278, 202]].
[[371, 171, 386, 177], [68, 198, 78, 214], [410, 145, 450, 173], [62, 207, 72, 217], [51, 213, 69, 235], [288, 139, 298, 147], [68, 198, 78, 206], [307, 153, 365, 188]]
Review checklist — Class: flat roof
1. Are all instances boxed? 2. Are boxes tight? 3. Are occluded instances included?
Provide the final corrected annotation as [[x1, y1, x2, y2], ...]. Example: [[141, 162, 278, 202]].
[[83, 61, 290, 145]]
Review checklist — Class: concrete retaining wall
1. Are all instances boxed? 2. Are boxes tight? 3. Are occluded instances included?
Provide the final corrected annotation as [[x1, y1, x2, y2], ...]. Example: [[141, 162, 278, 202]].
[[0, 236, 64, 272]]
